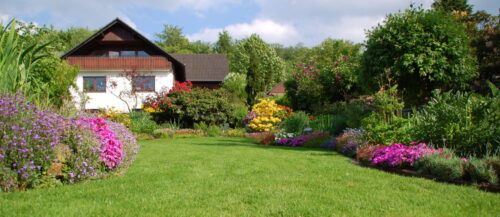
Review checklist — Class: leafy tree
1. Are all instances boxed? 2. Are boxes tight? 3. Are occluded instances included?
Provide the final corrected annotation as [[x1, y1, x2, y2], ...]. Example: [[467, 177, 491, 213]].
[[361, 6, 477, 105], [187, 40, 212, 53], [155, 24, 191, 53], [155, 24, 214, 54], [232, 34, 285, 105], [283, 39, 362, 113], [469, 11, 500, 92], [54, 27, 94, 53], [30, 57, 79, 107], [432, 0, 500, 93], [431, 0, 472, 13], [310, 39, 361, 69], [214, 30, 234, 55], [222, 72, 247, 102]]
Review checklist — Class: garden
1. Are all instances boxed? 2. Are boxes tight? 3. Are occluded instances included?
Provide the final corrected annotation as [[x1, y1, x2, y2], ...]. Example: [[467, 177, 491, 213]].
[[1, 2, 499, 216]]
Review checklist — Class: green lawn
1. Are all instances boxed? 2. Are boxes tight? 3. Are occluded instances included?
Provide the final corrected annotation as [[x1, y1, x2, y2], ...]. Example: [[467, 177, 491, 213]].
[[1, 138, 499, 217]]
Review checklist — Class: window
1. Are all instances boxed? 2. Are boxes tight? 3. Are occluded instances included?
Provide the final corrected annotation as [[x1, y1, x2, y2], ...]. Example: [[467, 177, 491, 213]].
[[133, 76, 155, 92], [109, 51, 119, 58], [120, 51, 136, 57], [137, 51, 149, 57], [83, 77, 106, 92]]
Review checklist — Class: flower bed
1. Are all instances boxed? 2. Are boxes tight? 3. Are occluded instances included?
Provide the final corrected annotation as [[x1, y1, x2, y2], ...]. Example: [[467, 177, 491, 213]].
[[0, 93, 138, 191]]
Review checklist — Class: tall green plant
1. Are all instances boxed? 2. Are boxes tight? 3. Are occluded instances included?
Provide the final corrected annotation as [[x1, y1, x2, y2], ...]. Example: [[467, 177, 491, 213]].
[[232, 34, 285, 105], [281, 111, 310, 135], [411, 90, 499, 157], [0, 19, 50, 99]]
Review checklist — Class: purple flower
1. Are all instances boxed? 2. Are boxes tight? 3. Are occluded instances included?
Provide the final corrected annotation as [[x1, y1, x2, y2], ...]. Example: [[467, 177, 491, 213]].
[[0, 154, 3, 159], [371, 143, 440, 167], [33, 134, 40, 140]]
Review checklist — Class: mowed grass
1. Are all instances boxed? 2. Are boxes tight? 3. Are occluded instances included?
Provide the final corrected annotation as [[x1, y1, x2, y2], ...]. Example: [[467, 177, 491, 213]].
[[1, 138, 499, 217]]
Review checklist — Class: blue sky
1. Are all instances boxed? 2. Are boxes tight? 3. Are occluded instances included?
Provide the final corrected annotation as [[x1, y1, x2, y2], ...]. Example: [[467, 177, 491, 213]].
[[1, 0, 498, 46]]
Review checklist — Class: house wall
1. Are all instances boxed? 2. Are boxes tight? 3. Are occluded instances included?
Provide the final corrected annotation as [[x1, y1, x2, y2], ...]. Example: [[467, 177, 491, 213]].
[[71, 70, 174, 111]]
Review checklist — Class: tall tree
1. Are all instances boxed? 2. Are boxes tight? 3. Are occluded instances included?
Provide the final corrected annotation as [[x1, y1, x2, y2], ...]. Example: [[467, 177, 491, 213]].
[[214, 30, 234, 55], [432, 0, 499, 93], [431, 0, 473, 13], [232, 34, 285, 105], [361, 6, 477, 105], [155, 24, 190, 53]]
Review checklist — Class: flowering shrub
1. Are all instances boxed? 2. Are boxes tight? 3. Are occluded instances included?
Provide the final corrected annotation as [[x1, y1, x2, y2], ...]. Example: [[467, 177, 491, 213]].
[[247, 99, 284, 132], [302, 131, 331, 148], [356, 144, 387, 165], [371, 142, 440, 167], [98, 107, 131, 128], [334, 128, 367, 157], [143, 81, 193, 112], [244, 132, 274, 143], [260, 134, 276, 146], [274, 131, 296, 142], [276, 136, 306, 147], [144, 83, 237, 127], [276, 105, 294, 119], [78, 118, 123, 169], [0, 93, 137, 191], [104, 120, 138, 172]]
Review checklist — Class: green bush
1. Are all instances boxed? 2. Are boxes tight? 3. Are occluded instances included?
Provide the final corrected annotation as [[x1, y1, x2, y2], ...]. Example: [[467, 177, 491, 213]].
[[161, 120, 181, 130], [129, 112, 161, 134], [310, 114, 335, 134], [465, 158, 498, 185], [302, 131, 331, 148], [193, 122, 209, 132], [152, 129, 174, 139], [231, 102, 248, 128], [330, 114, 348, 136], [171, 129, 203, 139], [284, 39, 362, 113], [222, 72, 247, 101], [361, 6, 477, 105], [415, 151, 465, 181], [281, 111, 310, 135], [194, 122, 223, 137], [411, 90, 499, 157], [150, 88, 238, 127], [206, 125, 223, 137], [361, 113, 412, 145]]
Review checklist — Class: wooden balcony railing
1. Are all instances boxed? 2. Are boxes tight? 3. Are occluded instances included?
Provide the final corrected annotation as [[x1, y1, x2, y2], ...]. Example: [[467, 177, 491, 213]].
[[66, 56, 172, 70]]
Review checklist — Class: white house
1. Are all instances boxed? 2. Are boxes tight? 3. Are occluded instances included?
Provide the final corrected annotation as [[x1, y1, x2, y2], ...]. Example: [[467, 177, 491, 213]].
[[62, 18, 229, 112]]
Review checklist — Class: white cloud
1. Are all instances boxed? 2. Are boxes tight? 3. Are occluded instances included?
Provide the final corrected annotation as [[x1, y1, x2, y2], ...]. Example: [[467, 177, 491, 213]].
[[252, 0, 436, 45], [0, 0, 238, 30], [186, 19, 302, 45], [1, 0, 496, 46]]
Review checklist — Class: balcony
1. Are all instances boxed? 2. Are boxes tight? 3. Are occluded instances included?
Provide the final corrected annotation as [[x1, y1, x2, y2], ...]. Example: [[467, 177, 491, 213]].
[[66, 56, 173, 71]]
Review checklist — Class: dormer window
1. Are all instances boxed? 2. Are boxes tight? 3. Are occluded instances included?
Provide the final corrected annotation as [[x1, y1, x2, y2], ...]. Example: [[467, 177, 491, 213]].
[[109, 51, 119, 58], [104, 50, 150, 57], [121, 51, 136, 57]]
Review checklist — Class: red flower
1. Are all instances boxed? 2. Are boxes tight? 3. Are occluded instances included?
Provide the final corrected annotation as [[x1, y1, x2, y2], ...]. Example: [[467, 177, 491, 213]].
[[309, 116, 314, 120]]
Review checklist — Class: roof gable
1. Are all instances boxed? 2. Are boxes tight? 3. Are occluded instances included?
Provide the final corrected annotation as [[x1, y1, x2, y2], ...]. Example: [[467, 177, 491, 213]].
[[61, 18, 177, 62]]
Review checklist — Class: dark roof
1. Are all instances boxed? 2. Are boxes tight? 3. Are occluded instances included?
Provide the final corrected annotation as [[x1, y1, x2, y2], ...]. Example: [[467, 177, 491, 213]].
[[170, 54, 229, 82], [268, 82, 285, 95], [61, 18, 186, 81]]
